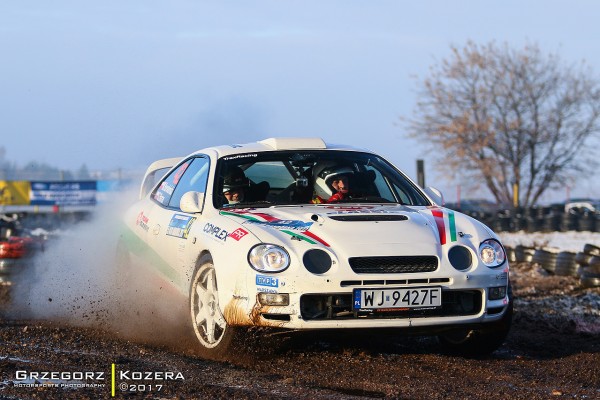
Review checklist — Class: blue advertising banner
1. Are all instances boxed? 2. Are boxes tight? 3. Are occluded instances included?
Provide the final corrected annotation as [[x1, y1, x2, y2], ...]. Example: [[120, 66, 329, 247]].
[[29, 181, 97, 206]]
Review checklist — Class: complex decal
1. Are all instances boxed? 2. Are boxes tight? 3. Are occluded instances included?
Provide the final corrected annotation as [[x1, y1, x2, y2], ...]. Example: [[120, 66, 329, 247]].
[[229, 228, 249, 241], [220, 209, 330, 247], [166, 214, 196, 239], [427, 208, 457, 245], [202, 222, 228, 242]]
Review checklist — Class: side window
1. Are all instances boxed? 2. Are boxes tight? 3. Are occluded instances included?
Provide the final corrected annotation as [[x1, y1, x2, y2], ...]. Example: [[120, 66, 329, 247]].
[[366, 166, 397, 202], [152, 160, 191, 206], [391, 183, 412, 204], [366, 165, 413, 204], [168, 157, 210, 209]]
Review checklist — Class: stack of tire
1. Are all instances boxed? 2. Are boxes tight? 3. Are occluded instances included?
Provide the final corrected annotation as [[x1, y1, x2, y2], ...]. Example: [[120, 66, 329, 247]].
[[576, 244, 600, 288], [578, 212, 598, 232], [543, 205, 564, 232], [554, 251, 578, 276], [514, 245, 535, 263], [532, 248, 559, 273], [504, 246, 516, 263]]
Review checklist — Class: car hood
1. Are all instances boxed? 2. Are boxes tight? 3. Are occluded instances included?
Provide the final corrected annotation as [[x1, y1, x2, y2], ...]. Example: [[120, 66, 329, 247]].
[[219, 205, 495, 257]]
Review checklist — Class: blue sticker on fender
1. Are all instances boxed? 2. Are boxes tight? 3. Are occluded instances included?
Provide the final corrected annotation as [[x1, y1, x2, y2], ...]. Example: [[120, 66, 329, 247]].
[[166, 214, 196, 239], [256, 275, 279, 288]]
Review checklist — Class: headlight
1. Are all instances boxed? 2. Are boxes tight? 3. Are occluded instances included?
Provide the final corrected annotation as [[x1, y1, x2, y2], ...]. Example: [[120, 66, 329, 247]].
[[479, 239, 506, 268], [248, 244, 290, 273]]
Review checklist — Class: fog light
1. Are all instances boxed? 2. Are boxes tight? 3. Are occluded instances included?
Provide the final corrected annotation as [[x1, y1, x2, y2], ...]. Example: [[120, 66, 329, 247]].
[[258, 293, 289, 306], [488, 286, 507, 300]]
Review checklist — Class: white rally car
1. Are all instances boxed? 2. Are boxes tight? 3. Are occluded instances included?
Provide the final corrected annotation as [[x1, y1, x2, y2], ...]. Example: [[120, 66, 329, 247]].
[[119, 137, 511, 358]]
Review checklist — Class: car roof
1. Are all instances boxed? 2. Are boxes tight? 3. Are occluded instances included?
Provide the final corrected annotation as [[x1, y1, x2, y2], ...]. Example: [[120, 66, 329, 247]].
[[188, 137, 372, 159]]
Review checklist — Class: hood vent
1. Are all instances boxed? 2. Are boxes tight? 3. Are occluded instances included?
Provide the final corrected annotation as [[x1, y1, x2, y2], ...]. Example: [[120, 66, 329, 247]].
[[328, 215, 408, 222]]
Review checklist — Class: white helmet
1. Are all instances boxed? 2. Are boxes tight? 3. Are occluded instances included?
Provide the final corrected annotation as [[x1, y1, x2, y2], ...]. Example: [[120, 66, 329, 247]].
[[313, 163, 354, 199]]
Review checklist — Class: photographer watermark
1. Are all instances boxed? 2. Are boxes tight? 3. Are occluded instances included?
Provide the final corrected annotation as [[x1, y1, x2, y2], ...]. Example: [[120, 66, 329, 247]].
[[14, 365, 185, 396], [111, 363, 185, 395], [14, 370, 106, 389]]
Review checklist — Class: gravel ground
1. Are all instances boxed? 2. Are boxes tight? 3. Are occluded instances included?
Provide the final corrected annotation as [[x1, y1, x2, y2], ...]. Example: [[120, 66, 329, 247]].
[[0, 261, 599, 400]]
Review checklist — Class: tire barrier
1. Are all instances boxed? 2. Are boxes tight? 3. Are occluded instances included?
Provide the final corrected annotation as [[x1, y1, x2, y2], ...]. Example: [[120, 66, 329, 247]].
[[505, 247, 516, 263], [459, 207, 600, 233], [581, 276, 600, 288], [578, 244, 600, 288], [532, 248, 558, 273], [575, 252, 593, 266], [514, 245, 535, 263], [506, 242, 600, 288], [583, 244, 600, 256], [554, 251, 578, 276]]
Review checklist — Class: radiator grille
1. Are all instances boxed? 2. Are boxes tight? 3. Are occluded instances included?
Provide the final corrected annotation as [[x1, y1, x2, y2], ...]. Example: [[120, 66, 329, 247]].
[[348, 256, 438, 274]]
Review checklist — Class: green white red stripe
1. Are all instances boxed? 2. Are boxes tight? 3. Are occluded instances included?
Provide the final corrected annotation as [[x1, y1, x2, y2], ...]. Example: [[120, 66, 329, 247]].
[[430, 209, 457, 245], [220, 209, 330, 247]]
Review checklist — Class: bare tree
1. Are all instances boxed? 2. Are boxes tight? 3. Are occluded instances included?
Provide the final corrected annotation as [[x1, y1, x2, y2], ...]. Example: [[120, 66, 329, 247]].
[[407, 41, 600, 207]]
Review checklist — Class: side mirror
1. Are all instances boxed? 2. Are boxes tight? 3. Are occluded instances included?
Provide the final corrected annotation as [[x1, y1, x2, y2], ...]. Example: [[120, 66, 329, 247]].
[[424, 186, 444, 206], [180, 191, 205, 213]]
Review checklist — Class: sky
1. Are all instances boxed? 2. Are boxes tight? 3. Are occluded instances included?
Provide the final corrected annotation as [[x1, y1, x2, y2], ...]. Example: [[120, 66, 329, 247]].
[[1, 1, 599, 203]]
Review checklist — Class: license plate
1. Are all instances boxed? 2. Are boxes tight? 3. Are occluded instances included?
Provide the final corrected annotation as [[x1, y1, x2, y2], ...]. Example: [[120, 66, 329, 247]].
[[353, 287, 442, 310]]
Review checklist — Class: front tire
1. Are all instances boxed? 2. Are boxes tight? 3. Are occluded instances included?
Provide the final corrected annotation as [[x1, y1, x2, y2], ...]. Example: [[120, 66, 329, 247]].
[[190, 257, 237, 359], [438, 300, 513, 358]]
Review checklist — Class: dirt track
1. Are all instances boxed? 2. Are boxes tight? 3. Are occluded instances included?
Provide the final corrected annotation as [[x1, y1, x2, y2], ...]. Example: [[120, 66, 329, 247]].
[[1, 262, 599, 400]]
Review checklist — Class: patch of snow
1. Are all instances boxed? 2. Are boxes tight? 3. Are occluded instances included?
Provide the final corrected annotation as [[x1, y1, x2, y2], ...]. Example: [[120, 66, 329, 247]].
[[499, 231, 600, 253]]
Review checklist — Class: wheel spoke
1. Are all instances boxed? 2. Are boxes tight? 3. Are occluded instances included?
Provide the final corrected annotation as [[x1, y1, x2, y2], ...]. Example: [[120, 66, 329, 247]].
[[204, 314, 216, 343], [214, 311, 227, 329], [195, 306, 208, 326], [191, 264, 227, 347], [206, 271, 216, 293]]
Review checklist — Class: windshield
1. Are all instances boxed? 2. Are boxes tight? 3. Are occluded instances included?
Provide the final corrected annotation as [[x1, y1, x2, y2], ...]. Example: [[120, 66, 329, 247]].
[[213, 150, 430, 208]]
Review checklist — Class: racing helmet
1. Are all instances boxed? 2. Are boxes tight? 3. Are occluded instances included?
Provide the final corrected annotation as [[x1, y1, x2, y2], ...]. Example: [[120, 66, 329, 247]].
[[313, 163, 354, 199], [222, 166, 250, 193]]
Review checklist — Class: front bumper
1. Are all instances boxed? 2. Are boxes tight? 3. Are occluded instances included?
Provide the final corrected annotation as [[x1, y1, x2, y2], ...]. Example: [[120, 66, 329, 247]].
[[224, 273, 510, 330]]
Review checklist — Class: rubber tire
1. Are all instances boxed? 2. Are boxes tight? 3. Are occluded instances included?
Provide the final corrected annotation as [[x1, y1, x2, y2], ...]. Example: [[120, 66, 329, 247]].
[[532, 249, 558, 273], [438, 300, 513, 358], [583, 244, 600, 256], [580, 276, 600, 288], [190, 255, 238, 360], [582, 264, 600, 275], [555, 252, 578, 276], [575, 252, 593, 266]]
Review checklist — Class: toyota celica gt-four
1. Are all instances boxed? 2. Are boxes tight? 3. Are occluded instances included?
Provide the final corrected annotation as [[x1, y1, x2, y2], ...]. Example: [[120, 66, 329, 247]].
[[119, 137, 511, 358]]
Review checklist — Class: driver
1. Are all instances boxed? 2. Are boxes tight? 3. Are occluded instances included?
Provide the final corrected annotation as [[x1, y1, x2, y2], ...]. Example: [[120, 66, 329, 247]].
[[312, 164, 355, 203], [222, 166, 250, 204]]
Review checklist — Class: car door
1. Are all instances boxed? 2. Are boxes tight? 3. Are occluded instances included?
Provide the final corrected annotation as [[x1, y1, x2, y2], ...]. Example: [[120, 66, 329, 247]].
[[145, 156, 210, 290]]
